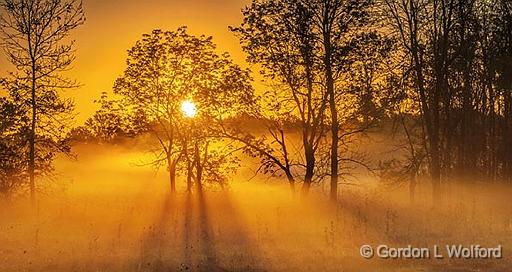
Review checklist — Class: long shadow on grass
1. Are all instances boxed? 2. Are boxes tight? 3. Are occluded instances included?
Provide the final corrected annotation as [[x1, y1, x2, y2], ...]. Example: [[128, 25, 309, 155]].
[[181, 189, 267, 272], [195, 188, 225, 271], [138, 192, 178, 272], [140, 188, 268, 272], [215, 191, 268, 272], [181, 191, 194, 271], [180, 188, 225, 272]]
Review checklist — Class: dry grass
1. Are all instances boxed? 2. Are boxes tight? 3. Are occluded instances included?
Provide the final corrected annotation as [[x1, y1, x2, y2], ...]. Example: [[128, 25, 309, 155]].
[[0, 143, 510, 271]]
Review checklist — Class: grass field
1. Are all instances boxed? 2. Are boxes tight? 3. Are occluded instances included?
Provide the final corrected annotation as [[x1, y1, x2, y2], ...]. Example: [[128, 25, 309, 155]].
[[0, 143, 510, 272]]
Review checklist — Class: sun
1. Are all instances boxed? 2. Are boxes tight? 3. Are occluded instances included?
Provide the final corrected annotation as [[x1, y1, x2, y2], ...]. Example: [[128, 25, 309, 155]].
[[181, 100, 197, 118]]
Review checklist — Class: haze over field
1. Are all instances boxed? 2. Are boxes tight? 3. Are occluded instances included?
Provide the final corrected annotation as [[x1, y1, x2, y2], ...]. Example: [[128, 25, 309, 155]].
[[0, 142, 510, 271], [1, 0, 511, 271]]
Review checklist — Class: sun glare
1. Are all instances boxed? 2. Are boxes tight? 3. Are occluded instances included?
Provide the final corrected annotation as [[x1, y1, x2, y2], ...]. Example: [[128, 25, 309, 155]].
[[181, 100, 197, 118]]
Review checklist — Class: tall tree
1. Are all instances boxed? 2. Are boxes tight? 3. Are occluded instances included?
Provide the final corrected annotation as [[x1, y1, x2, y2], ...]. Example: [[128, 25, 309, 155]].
[[233, 0, 373, 200], [311, 0, 373, 201], [383, 0, 451, 201], [383, 0, 512, 199], [232, 0, 329, 194], [0, 0, 85, 203]]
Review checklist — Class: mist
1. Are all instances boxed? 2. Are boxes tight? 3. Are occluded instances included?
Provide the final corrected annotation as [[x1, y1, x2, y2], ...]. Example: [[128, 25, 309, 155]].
[[0, 140, 509, 272], [1, 0, 512, 271]]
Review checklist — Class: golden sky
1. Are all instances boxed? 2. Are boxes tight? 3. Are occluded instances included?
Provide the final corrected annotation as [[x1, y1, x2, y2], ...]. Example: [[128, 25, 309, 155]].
[[0, 0, 252, 123]]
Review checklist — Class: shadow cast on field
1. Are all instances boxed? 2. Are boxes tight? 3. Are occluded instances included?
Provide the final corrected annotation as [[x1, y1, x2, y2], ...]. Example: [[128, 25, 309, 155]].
[[182, 189, 267, 271], [215, 191, 268, 270], [138, 189, 266, 272], [180, 189, 223, 272], [138, 192, 178, 272]]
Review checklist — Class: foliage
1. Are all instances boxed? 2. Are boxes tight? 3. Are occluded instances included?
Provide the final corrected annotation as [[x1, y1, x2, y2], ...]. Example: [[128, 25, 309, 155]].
[[0, 0, 84, 199], [113, 27, 255, 190], [383, 0, 512, 196], [231, 0, 385, 196], [69, 92, 149, 143], [0, 97, 27, 196]]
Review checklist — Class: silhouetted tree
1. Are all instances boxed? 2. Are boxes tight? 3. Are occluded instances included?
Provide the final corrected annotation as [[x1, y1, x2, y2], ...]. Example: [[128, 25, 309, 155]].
[[71, 92, 148, 143], [383, 0, 512, 201], [0, 97, 27, 197], [114, 27, 255, 193], [233, 0, 376, 200], [0, 0, 85, 203]]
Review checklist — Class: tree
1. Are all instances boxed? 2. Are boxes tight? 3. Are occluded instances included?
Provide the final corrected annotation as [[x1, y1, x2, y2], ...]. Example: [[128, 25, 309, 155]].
[[345, 31, 395, 124], [232, 0, 329, 194], [71, 91, 148, 143], [223, 112, 301, 192], [113, 27, 255, 193], [0, 96, 27, 197], [233, 0, 375, 200], [481, 0, 512, 181], [307, 0, 374, 201], [383, 0, 453, 201], [383, 0, 512, 201], [0, 0, 85, 203]]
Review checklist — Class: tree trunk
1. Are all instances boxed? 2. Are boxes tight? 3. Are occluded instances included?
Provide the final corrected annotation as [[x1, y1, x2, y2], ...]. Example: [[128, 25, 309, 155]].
[[322, 12, 338, 202], [168, 156, 177, 193], [183, 140, 192, 192], [430, 137, 441, 202], [29, 61, 37, 205], [285, 172, 295, 193], [194, 142, 203, 191], [329, 93, 339, 202], [301, 181, 311, 195], [186, 160, 193, 192], [301, 146, 315, 195], [409, 172, 417, 204], [326, 56, 338, 202]]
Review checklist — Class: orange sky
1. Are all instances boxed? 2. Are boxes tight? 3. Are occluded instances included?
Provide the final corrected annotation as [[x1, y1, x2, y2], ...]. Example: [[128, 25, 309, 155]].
[[0, 0, 253, 123]]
